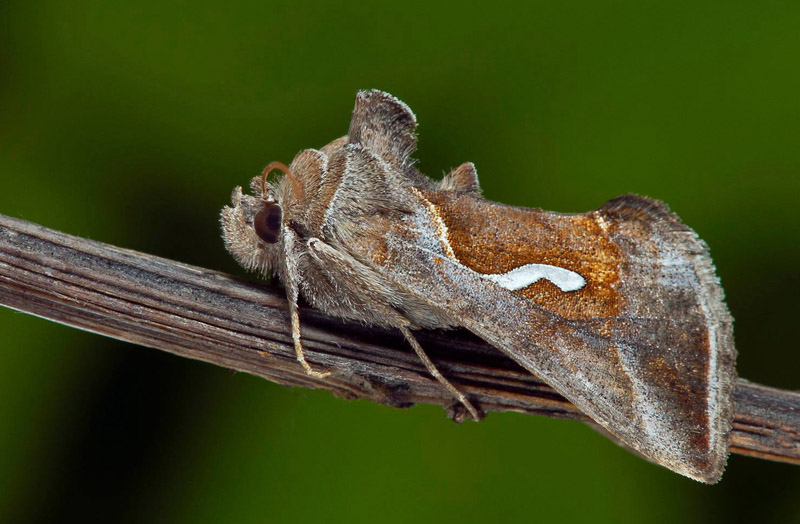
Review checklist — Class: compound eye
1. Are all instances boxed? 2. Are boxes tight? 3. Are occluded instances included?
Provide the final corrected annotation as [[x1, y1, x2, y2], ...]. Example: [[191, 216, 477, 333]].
[[253, 203, 282, 244]]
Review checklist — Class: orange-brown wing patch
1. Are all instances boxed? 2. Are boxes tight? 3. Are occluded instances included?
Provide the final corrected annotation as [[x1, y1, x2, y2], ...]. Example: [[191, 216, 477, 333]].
[[423, 191, 622, 320]]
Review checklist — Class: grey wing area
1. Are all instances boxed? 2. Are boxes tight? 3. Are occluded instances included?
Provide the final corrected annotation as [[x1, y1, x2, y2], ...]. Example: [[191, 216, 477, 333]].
[[360, 228, 731, 483]]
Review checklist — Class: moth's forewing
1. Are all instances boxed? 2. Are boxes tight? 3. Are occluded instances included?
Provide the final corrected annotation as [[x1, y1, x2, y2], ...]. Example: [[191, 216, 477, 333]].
[[360, 189, 735, 482]]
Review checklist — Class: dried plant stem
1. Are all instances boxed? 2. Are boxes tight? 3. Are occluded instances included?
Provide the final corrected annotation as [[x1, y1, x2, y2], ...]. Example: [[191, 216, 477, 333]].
[[0, 213, 798, 466]]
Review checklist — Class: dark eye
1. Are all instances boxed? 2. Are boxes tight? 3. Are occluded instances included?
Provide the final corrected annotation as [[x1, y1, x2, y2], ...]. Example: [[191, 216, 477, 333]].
[[253, 203, 282, 243]]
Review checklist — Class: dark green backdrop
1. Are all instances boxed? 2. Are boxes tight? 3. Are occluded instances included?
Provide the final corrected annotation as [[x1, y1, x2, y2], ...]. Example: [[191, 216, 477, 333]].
[[1, 1, 799, 522]]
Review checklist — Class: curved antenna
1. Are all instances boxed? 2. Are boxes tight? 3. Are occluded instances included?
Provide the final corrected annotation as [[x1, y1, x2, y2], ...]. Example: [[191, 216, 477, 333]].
[[260, 161, 304, 201]]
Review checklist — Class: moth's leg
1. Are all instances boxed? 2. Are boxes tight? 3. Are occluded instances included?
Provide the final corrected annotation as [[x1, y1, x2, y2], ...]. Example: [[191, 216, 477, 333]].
[[282, 228, 330, 379], [286, 282, 331, 379], [306, 236, 480, 420], [398, 325, 480, 422]]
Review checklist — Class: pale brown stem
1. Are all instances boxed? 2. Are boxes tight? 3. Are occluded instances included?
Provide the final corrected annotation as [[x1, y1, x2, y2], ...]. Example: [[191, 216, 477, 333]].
[[0, 213, 798, 466]]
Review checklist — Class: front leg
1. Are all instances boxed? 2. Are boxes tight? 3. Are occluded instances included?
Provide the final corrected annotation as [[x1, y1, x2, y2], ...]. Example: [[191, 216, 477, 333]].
[[282, 228, 330, 379]]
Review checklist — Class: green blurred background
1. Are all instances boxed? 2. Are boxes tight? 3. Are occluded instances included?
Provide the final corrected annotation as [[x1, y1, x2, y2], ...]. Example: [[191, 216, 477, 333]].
[[1, 1, 799, 522]]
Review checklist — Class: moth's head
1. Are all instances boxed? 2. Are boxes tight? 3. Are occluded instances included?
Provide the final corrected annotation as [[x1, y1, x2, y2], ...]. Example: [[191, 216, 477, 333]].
[[220, 161, 298, 278], [220, 146, 335, 278]]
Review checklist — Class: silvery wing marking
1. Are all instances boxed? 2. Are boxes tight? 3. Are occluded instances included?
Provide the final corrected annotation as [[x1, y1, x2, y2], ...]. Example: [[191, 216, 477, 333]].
[[481, 263, 586, 292]]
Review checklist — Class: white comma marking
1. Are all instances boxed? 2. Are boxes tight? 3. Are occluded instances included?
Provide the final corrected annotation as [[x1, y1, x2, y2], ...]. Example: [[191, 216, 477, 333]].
[[482, 263, 586, 292], [408, 188, 586, 294]]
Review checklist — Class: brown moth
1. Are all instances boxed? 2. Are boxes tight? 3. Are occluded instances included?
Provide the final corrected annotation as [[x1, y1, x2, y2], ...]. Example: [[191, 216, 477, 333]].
[[220, 90, 736, 483]]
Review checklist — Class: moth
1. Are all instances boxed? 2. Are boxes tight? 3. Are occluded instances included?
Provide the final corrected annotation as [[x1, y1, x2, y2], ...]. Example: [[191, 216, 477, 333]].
[[221, 90, 736, 483]]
